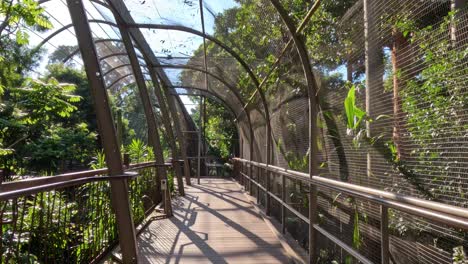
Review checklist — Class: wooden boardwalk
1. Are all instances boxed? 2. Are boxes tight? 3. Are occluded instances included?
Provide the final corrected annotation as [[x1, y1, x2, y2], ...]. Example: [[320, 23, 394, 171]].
[[137, 178, 298, 264]]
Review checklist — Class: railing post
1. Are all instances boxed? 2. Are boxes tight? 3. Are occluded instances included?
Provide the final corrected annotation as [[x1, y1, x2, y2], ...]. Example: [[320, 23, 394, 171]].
[[66, 1, 138, 262], [249, 163, 253, 195], [256, 166, 261, 203], [381, 205, 389, 264], [268, 1, 320, 263], [266, 163, 271, 215], [146, 64, 185, 196], [123, 153, 130, 168], [114, 18, 173, 216], [197, 96, 203, 184], [159, 81, 192, 186], [281, 173, 286, 234]]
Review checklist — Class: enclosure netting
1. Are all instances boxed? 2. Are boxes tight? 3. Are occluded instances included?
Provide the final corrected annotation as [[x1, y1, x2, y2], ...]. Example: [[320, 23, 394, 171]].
[[234, 0, 468, 262], [25, 0, 468, 262]]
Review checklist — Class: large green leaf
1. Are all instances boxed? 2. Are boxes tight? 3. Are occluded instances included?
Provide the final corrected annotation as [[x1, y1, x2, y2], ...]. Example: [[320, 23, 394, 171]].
[[344, 85, 366, 131]]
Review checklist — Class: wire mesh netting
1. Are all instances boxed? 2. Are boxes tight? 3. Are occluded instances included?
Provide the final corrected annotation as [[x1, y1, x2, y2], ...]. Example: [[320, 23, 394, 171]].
[[5, 0, 468, 263]]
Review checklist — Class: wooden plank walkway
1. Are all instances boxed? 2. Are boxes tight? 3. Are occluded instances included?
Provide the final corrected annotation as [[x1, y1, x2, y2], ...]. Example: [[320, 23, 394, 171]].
[[137, 178, 296, 264]]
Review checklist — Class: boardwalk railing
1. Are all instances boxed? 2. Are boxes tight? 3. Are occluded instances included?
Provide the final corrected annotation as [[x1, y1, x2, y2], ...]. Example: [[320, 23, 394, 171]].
[[232, 158, 468, 264], [0, 161, 170, 263]]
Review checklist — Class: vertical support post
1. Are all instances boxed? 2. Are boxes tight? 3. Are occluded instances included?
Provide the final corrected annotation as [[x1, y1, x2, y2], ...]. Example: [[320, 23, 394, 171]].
[[240, 137, 243, 160], [381, 205, 389, 264], [269, 1, 320, 262], [202, 96, 206, 159], [363, 0, 383, 181], [115, 18, 172, 216], [198, 0, 209, 183], [197, 96, 203, 184], [147, 67, 185, 196], [198, 0, 210, 95], [266, 150, 271, 214], [364, 0, 372, 181], [256, 166, 261, 203], [116, 109, 123, 148], [281, 173, 286, 234], [249, 163, 253, 195], [160, 81, 192, 186], [66, 1, 138, 262], [451, 0, 466, 45]]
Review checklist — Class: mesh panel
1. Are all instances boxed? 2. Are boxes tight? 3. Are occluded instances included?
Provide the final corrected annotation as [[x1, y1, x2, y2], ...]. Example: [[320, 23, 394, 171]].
[[18, 0, 468, 262]]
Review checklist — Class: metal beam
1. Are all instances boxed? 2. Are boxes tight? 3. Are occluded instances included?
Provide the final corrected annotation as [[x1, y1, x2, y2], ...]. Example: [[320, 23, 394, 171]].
[[153, 64, 245, 108], [103, 63, 149, 77], [106, 0, 200, 176], [65, 1, 138, 262], [115, 16, 175, 215], [125, 25, 272, 161], [126, 23, 260, 87], [157, 74, 193, 186], [237, 0, 321, 119], [33, 19, 118, 52], [62, 38, 145, 64], [269, 0, 320, 262], [106, 0, 174, 87], [168, 86, 240, 117], [98, 52, 145, 62], [106, 73, 133, 90], [146, 64, 187, 195]]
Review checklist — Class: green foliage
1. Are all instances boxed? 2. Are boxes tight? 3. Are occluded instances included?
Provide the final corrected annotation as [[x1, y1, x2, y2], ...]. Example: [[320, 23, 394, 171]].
[[352, 207, 361, 249], [23, 123, 96, 172], [0, 0, 52, 95], [344, 83, 366, 133], [395, 11, 468, 199], [45, 64, 96, 131], [285, 150, 308, 172], [125, 138, 154, 163], [453, 246, 467, 264], [48, 45, 79, 65], [0, 0, 52, 44], [190, 98, 237, 161], [13, 78, 81, 125], [90, 150, 106, 170]]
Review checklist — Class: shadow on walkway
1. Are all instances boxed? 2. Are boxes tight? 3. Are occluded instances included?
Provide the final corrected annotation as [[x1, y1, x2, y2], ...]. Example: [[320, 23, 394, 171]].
[[137, 178, 292, 264]]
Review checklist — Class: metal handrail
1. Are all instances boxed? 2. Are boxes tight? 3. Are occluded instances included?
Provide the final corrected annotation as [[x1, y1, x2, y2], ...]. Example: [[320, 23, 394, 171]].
[[0, 161, 171, 193], [233, 157, 468, 264], [234, 158, 468, 222], [0, 172, 138, 201], [0, 161, 165, 263]]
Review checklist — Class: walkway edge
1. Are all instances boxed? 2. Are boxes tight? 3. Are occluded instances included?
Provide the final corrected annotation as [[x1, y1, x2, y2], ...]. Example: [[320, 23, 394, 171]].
[[233, 179, 308, 264]]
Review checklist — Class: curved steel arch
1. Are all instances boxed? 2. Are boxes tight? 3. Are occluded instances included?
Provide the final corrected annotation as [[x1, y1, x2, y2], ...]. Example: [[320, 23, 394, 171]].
[[128, 24, 259, 86], [126, 24, 273, 161], [168, 86, 240, 117], [98, 52, 145, 62], [93, 54, 248, 117], [100, 61, 246, 110], [39, 0, 109, 7], [103, 63, 132, 76], [269, 0, 320, 261], [103, 63, 149, 77], [33, 19, 118, 52], [115, 80, 250, 148], [62, 39, 146, 64], [42, 0, 267, 165], [63, 38, 122, 62], [153, 64, 245, 106], [106, 73, 134, 89], [118, 83, 240, 119]]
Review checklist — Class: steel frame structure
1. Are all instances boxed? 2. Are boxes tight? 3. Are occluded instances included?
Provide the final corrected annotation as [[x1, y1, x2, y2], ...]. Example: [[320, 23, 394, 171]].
[[30, 0, 465, 263], [37, 0, 316, 261]]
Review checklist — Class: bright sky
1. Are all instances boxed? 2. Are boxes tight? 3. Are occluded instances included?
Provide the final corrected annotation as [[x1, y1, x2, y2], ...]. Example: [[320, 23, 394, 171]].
[[27, 0, 238, 112]]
